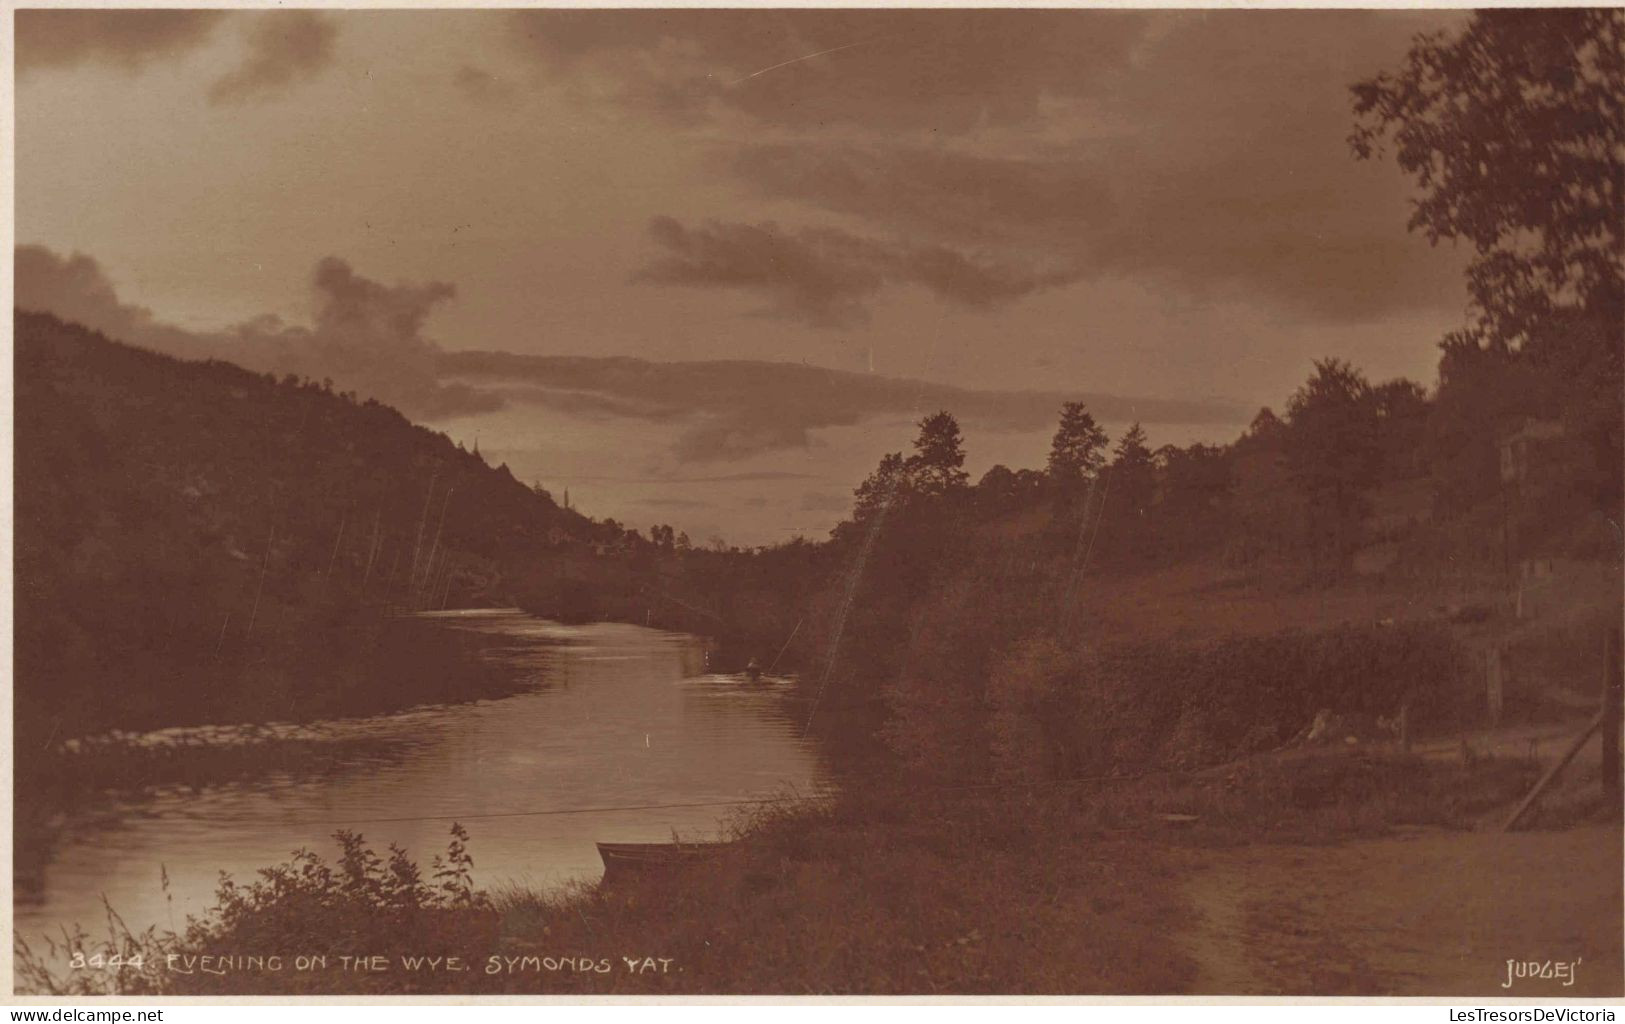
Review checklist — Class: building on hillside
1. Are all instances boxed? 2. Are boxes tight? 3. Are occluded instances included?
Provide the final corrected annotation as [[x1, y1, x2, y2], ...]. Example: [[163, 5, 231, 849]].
[[1499, 419, 1567, 485]]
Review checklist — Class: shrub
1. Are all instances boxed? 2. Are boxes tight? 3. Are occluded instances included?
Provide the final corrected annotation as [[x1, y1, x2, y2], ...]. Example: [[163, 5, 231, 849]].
[[15, 825, 498, 996], [893, 620, 1472, 784]]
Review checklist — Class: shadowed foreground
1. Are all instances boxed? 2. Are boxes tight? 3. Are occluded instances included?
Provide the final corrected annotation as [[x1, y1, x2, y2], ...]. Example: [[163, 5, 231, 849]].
[[1181, 824, 1623, 996], [18, 750, 1620, 997]]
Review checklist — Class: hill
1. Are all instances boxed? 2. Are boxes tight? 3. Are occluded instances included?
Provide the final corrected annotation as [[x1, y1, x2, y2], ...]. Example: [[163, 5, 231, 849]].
[[14, 310, 613, 737]]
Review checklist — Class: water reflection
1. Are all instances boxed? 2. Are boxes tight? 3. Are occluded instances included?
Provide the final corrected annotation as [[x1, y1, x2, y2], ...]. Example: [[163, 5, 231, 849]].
[[15, 612, 828, 948]]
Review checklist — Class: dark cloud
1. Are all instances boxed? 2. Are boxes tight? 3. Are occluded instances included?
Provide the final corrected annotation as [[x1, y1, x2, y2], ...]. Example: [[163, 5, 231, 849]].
[[15, 244, 496, 421], [512, 9, 1467, 325], [507, 9, 1152, 134], [440, 350, 1246, 464], [635, 217, 882, 328], [16, 10, 225, 73], [209, 11, 338, 105], [727, 140, 1465, 323], [670, 414, 821, 463], [635, 216, 1074, 328], [728, 144, 1113, 252], [17, 10, 337, 105]]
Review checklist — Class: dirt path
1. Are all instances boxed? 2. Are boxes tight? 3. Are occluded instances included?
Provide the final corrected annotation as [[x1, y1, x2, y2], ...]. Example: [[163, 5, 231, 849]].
[[1178, 824, 1622, 996]]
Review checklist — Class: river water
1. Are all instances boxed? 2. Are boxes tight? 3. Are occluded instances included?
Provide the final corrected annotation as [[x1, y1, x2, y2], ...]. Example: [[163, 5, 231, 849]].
[[15, 610, 828, 949]]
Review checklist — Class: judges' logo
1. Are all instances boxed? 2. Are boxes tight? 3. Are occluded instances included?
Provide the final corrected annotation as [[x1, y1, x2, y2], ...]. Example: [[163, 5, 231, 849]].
[[1503, 958, 1582, 988]]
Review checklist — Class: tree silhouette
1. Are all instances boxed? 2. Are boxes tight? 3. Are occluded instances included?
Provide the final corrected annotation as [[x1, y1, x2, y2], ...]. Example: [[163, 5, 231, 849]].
[[906, 411, 969, 498], [851, 451, 908, 525], [1110, 423, 1155, 520], [1352, 8, 1623, 506], [1284, 359, 1381, 571], [1046, 402, 1109, 496]]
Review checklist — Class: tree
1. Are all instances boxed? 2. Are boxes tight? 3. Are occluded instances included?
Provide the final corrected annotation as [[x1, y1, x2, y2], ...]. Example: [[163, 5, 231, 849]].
[[1047, 402, 1109, 495], [975, 464, 1019, 513], [1427, 341, 1550, 514], [906, 411, 969, 497], [1284, 359, 1381, 570], [1352, 9, 1624, 507], [1109, 423, 1155, 519], [1246, 407, 1284, 442], [1157, 443, 1231, 528], [1371, 378, 1430, 477], [851, 451, 908, 525]]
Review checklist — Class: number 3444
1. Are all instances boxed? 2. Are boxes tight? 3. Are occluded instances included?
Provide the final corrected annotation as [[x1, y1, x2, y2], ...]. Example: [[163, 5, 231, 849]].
[[69, 952, 145, 971]]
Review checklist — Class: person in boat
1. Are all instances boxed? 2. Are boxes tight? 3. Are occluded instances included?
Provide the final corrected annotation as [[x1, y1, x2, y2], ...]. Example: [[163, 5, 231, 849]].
[[743, 657, 763, 683]]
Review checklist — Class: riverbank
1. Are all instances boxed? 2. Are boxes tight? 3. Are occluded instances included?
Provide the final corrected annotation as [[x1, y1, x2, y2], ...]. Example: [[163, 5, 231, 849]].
[[14, 617, 828, 973], [15, 612, 537, 860], [22, 745, 1617, 997]]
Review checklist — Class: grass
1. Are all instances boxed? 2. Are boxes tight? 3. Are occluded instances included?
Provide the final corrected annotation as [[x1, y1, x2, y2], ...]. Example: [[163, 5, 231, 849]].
[[15, 748, 1561, 997]]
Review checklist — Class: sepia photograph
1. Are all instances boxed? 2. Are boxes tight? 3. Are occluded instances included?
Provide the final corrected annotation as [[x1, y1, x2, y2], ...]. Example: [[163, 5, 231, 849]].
[[6, 2, 1624, 1001]]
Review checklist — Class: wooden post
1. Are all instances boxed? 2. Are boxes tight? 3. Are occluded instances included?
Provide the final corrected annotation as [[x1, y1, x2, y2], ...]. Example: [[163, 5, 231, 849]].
[[1503, 710, 1604, 832], [1604, 627, 1622, 806], [1486, 646, 1505, 727]]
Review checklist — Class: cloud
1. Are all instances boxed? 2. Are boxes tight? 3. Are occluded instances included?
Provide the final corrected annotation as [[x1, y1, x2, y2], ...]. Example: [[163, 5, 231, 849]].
[[15, 244, 496, 421], [440, 349, 1246, 464], [16, 10, 226, 73], [209, 11, 338, 104], [510, 9, 1468, 325], [635, 216, 1074, 328], [670, 413, 822, 463], [14, 245, 213, 358], [507, 9, 1153, 134], [727, 140, 1465, 323], [635, 218, 880, 328], [19, 242, 1248, 465], [728, 144, 1112, 252]]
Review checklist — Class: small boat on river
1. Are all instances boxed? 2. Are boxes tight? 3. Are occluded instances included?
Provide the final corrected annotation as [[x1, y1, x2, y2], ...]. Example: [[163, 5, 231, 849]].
[[596, 840, 730, 885]]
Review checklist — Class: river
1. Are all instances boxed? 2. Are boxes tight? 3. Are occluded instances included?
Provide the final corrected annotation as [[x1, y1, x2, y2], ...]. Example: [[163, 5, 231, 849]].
[[15, 610, 829, 950]]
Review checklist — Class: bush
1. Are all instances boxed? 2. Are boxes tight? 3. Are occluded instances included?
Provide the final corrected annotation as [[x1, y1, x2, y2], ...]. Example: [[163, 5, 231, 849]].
[[893, 620, 1471, 785], [15, 825, 498, 996]]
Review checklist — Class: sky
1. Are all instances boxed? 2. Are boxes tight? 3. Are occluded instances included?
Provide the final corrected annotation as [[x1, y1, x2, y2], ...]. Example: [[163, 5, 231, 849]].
[[13, 7, 1475, 545]]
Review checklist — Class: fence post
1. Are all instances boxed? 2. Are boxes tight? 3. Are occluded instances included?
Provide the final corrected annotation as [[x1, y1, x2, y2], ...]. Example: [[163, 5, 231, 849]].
[[1486, 646, 1505, 727], [1604, 627, 1622, 805]]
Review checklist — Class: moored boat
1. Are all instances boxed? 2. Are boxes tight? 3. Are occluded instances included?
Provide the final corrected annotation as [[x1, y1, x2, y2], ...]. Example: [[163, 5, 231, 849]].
[[596, 840, 729, 885]]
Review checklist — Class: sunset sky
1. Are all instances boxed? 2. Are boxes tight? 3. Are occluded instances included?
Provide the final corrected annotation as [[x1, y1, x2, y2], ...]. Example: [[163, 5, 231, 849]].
[[14, 7, 1473, 545]]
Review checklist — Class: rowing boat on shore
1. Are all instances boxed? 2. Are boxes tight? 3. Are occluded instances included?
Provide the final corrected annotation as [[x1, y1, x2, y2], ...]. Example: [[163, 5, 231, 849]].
[[596, 841, 730, 885]]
